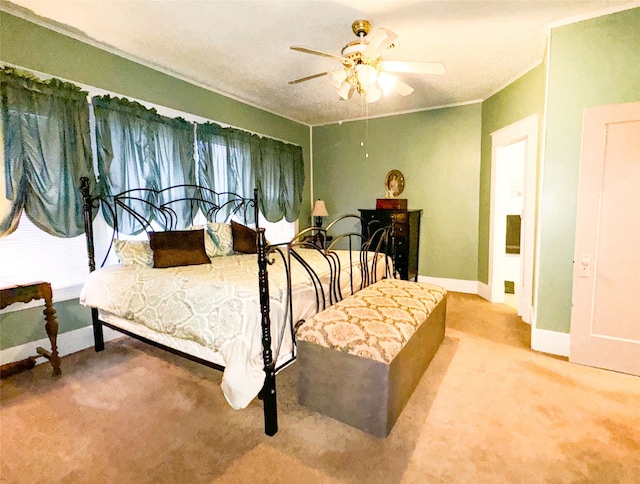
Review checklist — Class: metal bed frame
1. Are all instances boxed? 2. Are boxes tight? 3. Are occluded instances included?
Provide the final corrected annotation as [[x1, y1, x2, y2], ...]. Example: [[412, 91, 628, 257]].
[[79, 177, 395, 436]]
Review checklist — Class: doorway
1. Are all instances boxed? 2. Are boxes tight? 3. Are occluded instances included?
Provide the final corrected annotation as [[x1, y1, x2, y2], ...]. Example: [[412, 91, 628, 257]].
[[489, 115, 538, 324]]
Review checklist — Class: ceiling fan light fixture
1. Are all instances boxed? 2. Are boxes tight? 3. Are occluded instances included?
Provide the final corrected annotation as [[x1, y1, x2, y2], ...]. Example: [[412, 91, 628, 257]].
[[365, 85, 381, 103], [338, 80, 352, 100], [331, 69, 347, 87], [355, 63, 378, 88], [341, 41, 367, 57], [289, 19, 444, 105], [377, 71, 397, 95]]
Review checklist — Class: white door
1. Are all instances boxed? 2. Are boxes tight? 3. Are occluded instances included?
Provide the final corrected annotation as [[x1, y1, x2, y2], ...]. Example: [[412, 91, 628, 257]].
[[570, 101, 640, 376]]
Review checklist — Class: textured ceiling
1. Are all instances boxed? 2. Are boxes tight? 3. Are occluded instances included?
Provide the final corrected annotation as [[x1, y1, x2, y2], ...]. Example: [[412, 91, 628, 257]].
[[2, 0, 636, 125]]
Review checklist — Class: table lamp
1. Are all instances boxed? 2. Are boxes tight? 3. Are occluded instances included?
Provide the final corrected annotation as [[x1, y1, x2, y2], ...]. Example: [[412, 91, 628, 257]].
[[312, 199, 329, 228]]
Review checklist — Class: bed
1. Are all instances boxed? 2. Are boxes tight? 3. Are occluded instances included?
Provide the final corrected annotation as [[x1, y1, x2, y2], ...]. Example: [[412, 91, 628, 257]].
[[78, 177, 395, 436]]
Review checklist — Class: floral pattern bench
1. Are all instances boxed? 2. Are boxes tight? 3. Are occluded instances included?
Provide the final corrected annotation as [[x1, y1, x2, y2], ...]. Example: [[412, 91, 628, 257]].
[[296, 279, 447, 437]]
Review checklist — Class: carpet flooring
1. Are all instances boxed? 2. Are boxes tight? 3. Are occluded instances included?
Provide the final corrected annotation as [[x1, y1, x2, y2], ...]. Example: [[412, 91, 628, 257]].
[[1, 292, 639, 483]]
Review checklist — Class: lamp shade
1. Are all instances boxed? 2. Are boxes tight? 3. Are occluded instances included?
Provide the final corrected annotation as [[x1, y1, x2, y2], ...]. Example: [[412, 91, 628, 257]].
[[365, 85, 381, 103], [355, 64, 378, 87], [338, 80, 352, 100], [377, 71, 397, 95], [331, 69, 347, 87], [311, 199, 329, 217]]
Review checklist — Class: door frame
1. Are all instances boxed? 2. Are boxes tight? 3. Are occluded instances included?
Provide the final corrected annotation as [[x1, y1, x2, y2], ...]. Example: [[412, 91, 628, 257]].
[[489, 114, 538, 323]]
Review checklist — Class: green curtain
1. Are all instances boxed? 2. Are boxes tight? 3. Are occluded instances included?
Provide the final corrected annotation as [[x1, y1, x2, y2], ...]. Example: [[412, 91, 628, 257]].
[[0, 67, 95, 238], [196, 122, 304, 224], [93, 95, 195, 234], [256, 138, 304, 223], [196, 122, 258, 223]]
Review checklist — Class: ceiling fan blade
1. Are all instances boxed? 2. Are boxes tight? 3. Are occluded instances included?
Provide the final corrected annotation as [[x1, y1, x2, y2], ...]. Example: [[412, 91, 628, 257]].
[[288, 72, 330, 84], [393, 79, 414, 96], [382, 61, 445, 75], [290, 45, 346, 63], [363, 28, 397, 59]]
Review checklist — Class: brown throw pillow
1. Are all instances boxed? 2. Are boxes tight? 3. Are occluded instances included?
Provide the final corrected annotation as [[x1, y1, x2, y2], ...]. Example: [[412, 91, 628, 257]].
[[231, 220, 258, 254], [149, 229, 211, 268]]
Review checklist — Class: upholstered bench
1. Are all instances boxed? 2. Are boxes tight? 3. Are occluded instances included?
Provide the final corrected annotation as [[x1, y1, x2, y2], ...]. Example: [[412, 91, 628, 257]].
[[296, 279, 447, 437]]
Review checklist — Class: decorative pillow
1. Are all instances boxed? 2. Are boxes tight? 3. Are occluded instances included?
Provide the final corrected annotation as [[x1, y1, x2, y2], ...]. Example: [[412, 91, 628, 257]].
[[231, 220, 258, 254], [205, 222, 234, 256], [188, 223, 234, 258], [113, 239, 153, 266], [148, 229, 211, 268]]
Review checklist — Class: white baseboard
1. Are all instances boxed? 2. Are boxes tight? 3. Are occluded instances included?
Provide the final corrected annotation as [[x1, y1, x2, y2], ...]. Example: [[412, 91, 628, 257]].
[[0, 325, 122, 366], [416, 275, 569, 357], [531, 326, 570, 357], [477, 282, 491, 301], [417, 276, 479, 294]]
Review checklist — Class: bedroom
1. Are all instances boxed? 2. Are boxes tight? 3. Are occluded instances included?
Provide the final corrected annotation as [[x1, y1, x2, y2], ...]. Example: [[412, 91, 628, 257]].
[[2, 0, 638, 370], [1, 1, 639, 480]]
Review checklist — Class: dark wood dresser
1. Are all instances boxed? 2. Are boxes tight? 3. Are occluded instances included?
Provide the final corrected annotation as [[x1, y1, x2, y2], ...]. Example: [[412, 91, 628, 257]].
[[358, 209, 422, 281]]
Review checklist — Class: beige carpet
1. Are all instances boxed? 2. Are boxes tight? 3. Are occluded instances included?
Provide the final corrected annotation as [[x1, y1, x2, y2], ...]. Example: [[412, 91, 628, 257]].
[[1, 293, 639, 483]]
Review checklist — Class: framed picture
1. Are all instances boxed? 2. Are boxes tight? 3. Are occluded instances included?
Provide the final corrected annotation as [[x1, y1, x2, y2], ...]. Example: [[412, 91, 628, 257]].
[[384, 170, 405, 198]]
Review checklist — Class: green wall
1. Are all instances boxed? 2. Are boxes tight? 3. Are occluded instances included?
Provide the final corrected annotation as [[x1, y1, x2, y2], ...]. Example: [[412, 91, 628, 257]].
[[0, 11, 311, 349], [0, 12, 309, 150], [478, 64, 546, 284], [0, 301, 90, 349], [536, 7, 640, 333], [313, 103, 482, 281]]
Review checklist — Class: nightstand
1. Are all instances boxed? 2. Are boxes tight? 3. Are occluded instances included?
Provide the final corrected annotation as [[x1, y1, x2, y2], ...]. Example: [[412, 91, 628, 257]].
[[302, 232, 333, 249]]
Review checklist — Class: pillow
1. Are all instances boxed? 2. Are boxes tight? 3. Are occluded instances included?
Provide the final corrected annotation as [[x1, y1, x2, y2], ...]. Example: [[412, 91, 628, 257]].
[[231, 220, 258, 254], [148, 229, 211, 268], [188, 223, 234, 258], [205, 222, 234, 256], [113, 239, 153, 266]]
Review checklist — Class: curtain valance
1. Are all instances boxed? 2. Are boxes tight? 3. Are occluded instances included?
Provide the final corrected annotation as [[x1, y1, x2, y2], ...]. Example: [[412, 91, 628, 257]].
[[2, 68, 305, 238], [0, 67, 95, 238]]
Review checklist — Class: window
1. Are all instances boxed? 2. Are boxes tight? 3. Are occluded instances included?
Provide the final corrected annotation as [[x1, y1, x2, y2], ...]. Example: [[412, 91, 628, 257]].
[[0, 213, 89, 311], [259, 214, 298, 245], [1, 66, 300, 309]]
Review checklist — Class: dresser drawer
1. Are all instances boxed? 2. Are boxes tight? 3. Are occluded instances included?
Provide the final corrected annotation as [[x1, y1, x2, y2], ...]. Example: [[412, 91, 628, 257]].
[[394, 223, 408, 237], [391, 212, 408, 225]]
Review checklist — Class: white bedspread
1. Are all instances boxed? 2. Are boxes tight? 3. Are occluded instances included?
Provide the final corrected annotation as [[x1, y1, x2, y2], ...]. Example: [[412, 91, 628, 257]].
[[80, 249, 388, 409]]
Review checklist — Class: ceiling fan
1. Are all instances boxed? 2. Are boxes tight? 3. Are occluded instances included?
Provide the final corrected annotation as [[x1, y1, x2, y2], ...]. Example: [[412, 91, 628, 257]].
[[289, 19, 445, 103]]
